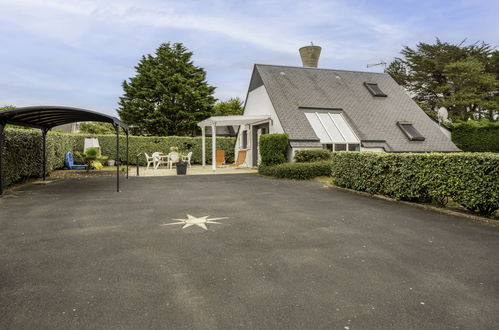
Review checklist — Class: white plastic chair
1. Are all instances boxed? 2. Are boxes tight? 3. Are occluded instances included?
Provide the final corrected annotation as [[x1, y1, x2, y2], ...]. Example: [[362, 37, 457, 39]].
[[145, 153, 156, 170], [182, 152, 193, 167], [168, 152, 180, 169]]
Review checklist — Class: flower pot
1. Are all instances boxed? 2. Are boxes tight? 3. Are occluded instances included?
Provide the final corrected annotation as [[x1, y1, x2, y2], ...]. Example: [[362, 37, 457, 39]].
[[176, 161, 188, 175], [107, 160, 115, 166]]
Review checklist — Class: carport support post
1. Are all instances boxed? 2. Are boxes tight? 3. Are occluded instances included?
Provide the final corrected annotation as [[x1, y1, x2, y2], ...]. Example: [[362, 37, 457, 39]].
[[201, 126, 206, 168], [115, 124, 120, 192], [211, 124, 216, 171], [41, 128, 48, 181], [126, 129, 129, 179], [0, 122, 4, 196]]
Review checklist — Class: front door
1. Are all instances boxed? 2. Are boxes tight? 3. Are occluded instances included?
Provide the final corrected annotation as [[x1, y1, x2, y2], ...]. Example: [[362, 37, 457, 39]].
[[252, 123, 269, 167]]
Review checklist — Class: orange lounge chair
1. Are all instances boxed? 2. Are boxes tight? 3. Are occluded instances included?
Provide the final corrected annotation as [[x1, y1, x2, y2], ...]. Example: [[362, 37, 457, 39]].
[[229, 150, 247, 167], [216, 150, 225, 167]]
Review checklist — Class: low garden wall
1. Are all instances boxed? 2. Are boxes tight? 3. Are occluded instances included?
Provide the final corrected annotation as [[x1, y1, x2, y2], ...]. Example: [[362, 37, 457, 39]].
[[2, 129, 235, 188]]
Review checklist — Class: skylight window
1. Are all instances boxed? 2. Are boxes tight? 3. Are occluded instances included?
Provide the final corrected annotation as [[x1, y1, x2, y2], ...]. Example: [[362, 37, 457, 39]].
[[364, 82, 387, 97], [397, 122, 425, 141], [305, 112, 360, 149]]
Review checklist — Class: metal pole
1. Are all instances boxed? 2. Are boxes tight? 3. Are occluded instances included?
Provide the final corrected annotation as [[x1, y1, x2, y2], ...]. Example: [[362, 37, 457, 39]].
[[42, 129, 48, 181], [201, 126, 206, 168], [0, 122, 4, 196], [136, 153, 141, 176], [115, 124, 120, 192], [126, 129, 129, 179], [211, 124, 216, 171]]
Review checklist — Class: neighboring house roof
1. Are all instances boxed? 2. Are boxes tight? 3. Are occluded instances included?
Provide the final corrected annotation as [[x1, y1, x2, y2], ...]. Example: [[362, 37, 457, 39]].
[[249, 64, 459, 152]]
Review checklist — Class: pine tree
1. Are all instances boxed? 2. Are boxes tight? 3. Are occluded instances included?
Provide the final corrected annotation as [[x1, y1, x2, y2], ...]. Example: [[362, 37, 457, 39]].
[[118, 43, 216, 136], [386, 39, 499, 121]]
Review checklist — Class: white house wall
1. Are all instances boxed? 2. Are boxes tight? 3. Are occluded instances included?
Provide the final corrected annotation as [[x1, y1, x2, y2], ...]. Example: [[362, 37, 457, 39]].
[[235, 85, 284, 166]]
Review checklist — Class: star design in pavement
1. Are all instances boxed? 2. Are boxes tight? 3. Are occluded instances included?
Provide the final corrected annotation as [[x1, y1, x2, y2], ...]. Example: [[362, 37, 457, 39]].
[[161, 214, 228, 230]]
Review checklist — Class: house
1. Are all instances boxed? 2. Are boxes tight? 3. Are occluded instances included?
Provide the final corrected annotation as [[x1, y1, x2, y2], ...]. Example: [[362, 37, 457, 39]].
[[198, 45, 459, 168]]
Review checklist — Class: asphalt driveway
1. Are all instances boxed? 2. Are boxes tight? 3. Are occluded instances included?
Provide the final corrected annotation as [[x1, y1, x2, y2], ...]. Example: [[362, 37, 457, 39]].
[[0, 174, 498, 329]]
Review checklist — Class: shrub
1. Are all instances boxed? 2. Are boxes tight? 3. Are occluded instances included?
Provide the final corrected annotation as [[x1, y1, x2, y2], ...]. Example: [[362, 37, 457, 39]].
[[448, 119, 499, 152], [78, 134, 235, 166], [1, 129, 235, 189], [259, 134, 288, 166], [2, 129, 80, 187], [330, 152, 499, 216], [294, 149, 332, 162], [259, 161, 331, 180]]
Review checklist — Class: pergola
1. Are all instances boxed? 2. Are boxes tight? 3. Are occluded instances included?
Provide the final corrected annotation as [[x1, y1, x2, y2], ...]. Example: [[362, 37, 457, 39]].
[[0, 106, 129, 195], [197, 115, 270, 170]]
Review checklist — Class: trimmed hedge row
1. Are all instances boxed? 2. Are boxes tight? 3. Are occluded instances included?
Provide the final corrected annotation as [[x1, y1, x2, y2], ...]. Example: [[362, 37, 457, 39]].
[[2, 129, 80, 187], [330, 152, 499, 216], [2, 129, 235, 188], [78, 134, 235, 166], [448, 120, 499, 152], [259, 161, 331, 180], [294, 149, 331, 162], [259, 134, 288, 166]]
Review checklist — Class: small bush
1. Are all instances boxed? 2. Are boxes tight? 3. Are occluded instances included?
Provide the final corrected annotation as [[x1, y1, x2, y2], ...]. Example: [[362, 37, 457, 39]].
[[259, 161, 331, 180], [330, 152, 499, 216], [448, 119, 499, 152], [259, 134, 288, 166], [294, 149, 332, 162]]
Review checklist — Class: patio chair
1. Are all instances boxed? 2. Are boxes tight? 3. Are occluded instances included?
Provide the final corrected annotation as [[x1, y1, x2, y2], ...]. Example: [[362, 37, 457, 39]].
[[154, 152, 169, 169], [168, 152, 180, 169], [229, 150, 248, 168], [182, 151, 193, 167], [64, 152, 87, 170], [216, 150, 225, 167], [145, 153, 156, 170]]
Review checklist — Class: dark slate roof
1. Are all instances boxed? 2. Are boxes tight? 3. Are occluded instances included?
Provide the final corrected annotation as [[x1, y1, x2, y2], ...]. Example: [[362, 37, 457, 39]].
[[251, 64, 459, 152]]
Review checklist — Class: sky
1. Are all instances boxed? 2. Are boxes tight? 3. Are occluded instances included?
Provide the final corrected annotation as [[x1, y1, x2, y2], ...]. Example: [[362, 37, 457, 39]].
[[0, 0, 498, 116]]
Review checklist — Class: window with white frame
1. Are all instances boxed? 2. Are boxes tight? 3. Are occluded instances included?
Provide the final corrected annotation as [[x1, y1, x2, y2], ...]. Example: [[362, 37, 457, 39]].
[[304, 112, 360, 151]]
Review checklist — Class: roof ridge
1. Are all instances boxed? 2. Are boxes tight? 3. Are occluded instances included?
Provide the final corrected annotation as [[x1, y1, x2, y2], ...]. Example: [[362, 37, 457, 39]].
[[255, 63, 388, 75]]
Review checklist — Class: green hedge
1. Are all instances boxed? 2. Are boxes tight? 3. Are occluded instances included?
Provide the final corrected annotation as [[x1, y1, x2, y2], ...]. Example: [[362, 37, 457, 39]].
[[259, 134, 288, 166], [77, 134, 235, 166], [1, 129, 235, 189], [448, 120, 499, 152], [259, 161, 331, 180], [294, 149, 331, 162], [2, 129, 80, 187], [330, 152, 499, 216]]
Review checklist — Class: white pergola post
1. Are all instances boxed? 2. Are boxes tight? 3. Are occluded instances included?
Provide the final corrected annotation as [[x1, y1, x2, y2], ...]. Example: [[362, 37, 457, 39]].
[[201, 126, 206, 167], [211, 124, 216, 171]]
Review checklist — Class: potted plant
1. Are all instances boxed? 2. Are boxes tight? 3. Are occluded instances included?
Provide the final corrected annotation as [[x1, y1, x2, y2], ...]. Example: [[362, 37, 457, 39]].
[[176, 156, 188, 175], [107, 159, 115, 166], [79, 148, 108, 171]]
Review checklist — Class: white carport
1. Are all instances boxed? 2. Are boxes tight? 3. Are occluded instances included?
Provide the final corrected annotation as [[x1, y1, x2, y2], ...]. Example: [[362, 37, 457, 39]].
[[197, 115, 270, 170]]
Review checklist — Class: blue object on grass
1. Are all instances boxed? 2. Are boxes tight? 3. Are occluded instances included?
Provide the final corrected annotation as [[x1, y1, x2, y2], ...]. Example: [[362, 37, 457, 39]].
[[64, 152, 87, 170]]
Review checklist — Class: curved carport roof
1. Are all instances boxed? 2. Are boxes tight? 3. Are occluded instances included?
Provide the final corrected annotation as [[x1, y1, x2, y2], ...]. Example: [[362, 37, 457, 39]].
[[0, 106, 129, 195], [0, 106, 127, 130]]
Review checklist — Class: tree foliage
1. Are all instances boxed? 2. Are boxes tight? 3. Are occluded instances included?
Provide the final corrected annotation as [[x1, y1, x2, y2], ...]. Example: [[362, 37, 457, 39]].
[[0, 105, 15, 111], [79, 122, 116, 135], [117, 42, 216, 136], [213, 97, 244, 116], [386, 39, 499, 121]]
